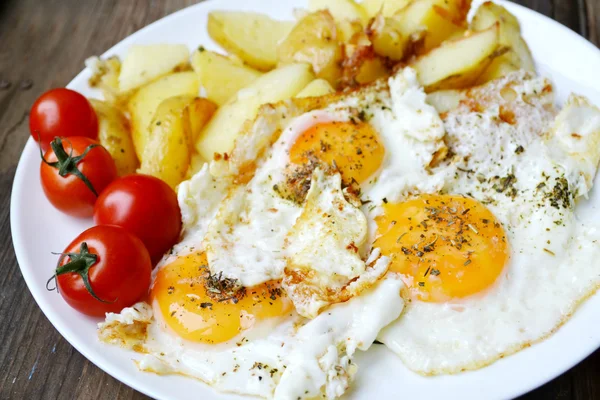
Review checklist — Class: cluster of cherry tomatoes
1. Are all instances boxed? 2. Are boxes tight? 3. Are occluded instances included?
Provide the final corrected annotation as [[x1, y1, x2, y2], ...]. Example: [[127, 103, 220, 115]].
[[31, 88, 182, 317]]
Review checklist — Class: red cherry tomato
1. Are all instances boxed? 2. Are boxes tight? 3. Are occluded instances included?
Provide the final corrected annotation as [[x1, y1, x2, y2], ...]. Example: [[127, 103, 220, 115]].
[[30, 88, 98, 152], [94, 174, 182, 264], [40, 137, 117, 218], [51, 225, 152, 317]]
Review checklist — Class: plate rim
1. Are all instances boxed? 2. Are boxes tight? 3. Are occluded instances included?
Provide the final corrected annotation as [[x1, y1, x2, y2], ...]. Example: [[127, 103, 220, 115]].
[[10, 1, 600, 399]]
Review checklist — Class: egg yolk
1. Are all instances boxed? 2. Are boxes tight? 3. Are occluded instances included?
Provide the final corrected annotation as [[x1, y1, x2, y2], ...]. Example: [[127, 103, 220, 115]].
[[152, 252, 292, 344], [289, 121, 384, 185], [374, 195, 509, 302]]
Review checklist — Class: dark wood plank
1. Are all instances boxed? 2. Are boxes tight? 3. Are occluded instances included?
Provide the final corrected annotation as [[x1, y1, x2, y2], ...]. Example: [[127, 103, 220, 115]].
[[0, 0, 598, 399]]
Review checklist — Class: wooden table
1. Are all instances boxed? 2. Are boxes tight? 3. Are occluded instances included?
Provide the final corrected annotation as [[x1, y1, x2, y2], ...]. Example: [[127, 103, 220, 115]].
[[0, 0, 598, 399]]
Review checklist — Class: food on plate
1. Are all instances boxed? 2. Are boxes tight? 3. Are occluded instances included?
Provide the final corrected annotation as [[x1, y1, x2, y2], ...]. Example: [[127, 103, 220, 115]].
[[127, 71, 199, 159], [296, 78, 335, 97], [98, 63, 600, 398], [89, 99, 138, 176], [361, 0, 411, 18], [93, 174, 181, 264], [40, 137, 117, 218], [207, 11, 294, 71], [194, 63, 315, 160], [118, 44, 190, 93], [30, 88, 98, 152], [471, 1, 535, 83], [31, 0, 600, 398], [139, 95, 195, 188], [308, 0, 368, 25], [277, 11, 343, 87], [394, 0, 471, 54], [87, 56, 122, 105], [410, 23, 501, 91], [191, 48, 262, 106], [49, 225, 151, 317]]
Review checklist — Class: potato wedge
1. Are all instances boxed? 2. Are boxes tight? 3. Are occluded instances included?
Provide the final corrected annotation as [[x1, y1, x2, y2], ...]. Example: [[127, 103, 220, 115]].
[[394, 0, 468, 54], [191, 48, 262, 106], [139, 95, 194, 188], [296, 79, 335, 97], [277, 11, 344, 87], [471, 1, 535, 81], [128, 71, 199, 159], [207, 11, 294, 71], [361, 0, 411, 18], [187, 97, 218, 145], [341, 32, 389, 87], [119, 44, 190, 93], [410, 24, 501, 92], [195, 63, 315, 160], [308, 0, 368, 25], [86, 56, 125, 107], [337, 19, 364, 43], [89, 99, 138, 176], [368, 14, 408, 60]]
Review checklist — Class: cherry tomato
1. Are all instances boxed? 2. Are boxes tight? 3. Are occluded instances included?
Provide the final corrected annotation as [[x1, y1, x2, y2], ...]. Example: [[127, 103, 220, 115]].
[[30, 88, 98, 152], [40, 136, 117, 218], [94, 174, 182, 264], [50, 225, 152, 317]]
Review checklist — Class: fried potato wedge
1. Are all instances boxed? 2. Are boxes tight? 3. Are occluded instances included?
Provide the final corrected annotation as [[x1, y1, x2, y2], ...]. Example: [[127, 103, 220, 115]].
[[277, 11, 344, 87], [187, 97, 218, 145], [118, 44, 190, 93], [139, 95, 194, 188], [410, 24, 501, 92], [395, 0, 470, 54], [341, 32, 389, 88], [195, 63, 315, 160], [308, 0, 368, 25], [368, 14, 408, 60], [296, 78, 335, 97], [207, 11, 294, 71], [86, 56, 125, 107], [89, 99, 138, 176], [471, 1, 535, 83], [361, 0, 411, 18], [128, 71, 199, 159], [191, 48, 262, 106]]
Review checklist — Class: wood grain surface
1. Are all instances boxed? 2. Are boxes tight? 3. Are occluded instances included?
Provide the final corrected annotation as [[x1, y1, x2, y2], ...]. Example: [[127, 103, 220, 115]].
[[0, 0, 598, 399]]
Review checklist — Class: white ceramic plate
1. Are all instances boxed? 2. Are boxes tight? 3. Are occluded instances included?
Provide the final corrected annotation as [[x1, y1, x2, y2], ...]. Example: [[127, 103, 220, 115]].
[[11, 1, 600, 399]]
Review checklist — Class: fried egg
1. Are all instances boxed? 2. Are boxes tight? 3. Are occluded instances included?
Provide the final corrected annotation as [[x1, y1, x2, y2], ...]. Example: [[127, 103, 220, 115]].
[[377, 72, 600, 375]]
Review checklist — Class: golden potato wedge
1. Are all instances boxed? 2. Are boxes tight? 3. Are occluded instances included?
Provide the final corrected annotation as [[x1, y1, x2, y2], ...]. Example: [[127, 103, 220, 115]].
[[128, 71, 199, 159], [86, 56, 126, 107], [195, 63, 315, 160], [118, 44, 190, 93], [308, 0, 368, 25], [367, 14, 408, 60], [410, 24, 501, 92], [341, 32, 389, 88], [207, 11, 294, 71], [277, 11, 344, 87], [361, 0, 411, 18], [471, 1, 535, 80], [187, 97, 218, 145], [191, 48, 262, 106], [296, 78, 335, 97], [394, 0, 469, 54], [89, 99, 138, 176], [337, 19, 364, 43], [139, 95, 194, 188]]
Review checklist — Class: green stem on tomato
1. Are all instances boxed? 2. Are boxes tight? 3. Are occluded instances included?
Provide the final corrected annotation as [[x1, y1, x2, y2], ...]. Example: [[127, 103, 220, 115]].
[[47, 242, 114, 303], [39, 136, 100, 196]]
